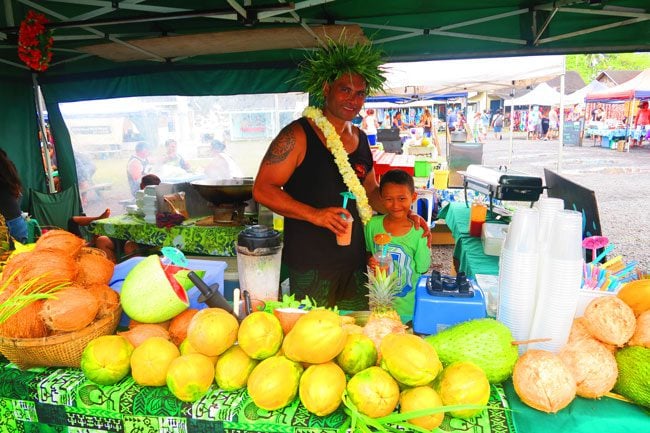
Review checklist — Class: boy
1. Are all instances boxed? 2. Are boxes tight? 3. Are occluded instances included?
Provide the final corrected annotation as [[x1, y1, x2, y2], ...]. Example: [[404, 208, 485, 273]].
[[364, 169, 431, 320]]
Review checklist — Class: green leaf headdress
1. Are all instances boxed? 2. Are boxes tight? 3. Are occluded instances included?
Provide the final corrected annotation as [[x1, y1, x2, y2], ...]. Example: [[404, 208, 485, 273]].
[[298, 37, 387, 105]]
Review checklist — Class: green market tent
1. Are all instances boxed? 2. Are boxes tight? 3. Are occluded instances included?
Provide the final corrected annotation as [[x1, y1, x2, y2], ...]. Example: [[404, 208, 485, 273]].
[[1, 0, 649, 205]]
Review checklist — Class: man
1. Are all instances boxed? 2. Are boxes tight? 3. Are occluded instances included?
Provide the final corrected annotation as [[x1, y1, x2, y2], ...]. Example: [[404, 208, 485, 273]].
[[633, 101, 649, 147], [126, 141, 151, 197], [253, 40, 428, 310]]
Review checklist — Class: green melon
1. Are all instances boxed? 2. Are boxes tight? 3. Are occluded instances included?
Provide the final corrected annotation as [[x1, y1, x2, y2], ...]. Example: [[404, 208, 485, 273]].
[[120, 255, 189, 323]]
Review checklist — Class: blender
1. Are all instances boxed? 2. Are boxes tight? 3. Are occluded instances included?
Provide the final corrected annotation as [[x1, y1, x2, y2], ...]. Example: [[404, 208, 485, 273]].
[[236, 225, 283, 302]]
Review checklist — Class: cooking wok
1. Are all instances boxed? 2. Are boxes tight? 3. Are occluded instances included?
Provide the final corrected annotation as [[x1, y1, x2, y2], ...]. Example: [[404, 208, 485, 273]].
[[191, 178, 254, 205]]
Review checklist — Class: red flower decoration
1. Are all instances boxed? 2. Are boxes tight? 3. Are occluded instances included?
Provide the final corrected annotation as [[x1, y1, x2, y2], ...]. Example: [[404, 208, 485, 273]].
[[17, 10, 54, 72]]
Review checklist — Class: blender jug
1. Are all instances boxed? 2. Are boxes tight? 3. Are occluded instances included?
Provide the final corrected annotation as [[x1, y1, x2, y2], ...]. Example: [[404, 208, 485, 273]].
[[236, 225, 283, 302]]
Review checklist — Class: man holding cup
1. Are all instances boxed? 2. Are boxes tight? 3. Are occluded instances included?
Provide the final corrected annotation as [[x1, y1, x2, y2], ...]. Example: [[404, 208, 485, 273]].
[[253, 39, 428, 310]]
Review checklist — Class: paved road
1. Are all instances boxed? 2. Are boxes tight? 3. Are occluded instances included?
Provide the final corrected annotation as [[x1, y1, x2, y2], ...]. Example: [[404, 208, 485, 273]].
[[443, 134, 650, 273]]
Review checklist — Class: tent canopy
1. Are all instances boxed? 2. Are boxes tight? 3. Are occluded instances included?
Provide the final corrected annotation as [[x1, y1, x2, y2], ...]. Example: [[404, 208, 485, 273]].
[[585, 68, 650, 102], [564, 80, 609, 105], [380, 56, 566, 99], [506, 82, 562, 107], [1, 1, 649, 80], [1, 0, 649, 201]]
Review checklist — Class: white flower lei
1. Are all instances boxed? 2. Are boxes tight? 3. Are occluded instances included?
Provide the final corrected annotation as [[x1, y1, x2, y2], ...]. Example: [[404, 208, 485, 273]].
[[303, 106, 373, 225]]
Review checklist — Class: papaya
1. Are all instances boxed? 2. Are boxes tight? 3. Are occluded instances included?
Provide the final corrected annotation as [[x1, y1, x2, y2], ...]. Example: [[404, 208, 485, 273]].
[[247, 355, 303, 411], [299, 362, 346, 416], [282, 310, 346, 364], [380, 333, 442, 387]]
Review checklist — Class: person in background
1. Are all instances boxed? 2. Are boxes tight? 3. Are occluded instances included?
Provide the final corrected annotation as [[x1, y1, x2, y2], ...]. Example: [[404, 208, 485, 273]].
[[204, 139, 244, 180], [546, 106, 559, 140], [420, 108, 442, 155], [162, 139, 191, 172], [632, 100, 650, 147], [527, 106, 540, 140], [0, 149, 28, 243], [456, 111, 467, 132], [364, 169, 431, 320], [361, 109, 380, 146], [446, 108, 457, 132], [480, 109, 490, 141], [392, 111, 407, 131], [69, 208, 116, 262], [253, 40, 430, 310], [126, 142, 152, 197], [419, 108, 433, 138], [140, 174, 161, 189], [491, 109, 504, 140]]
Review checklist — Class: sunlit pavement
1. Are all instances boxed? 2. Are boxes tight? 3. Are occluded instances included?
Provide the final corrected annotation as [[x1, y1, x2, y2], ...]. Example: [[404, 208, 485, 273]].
[[438, 133, 650, 272]]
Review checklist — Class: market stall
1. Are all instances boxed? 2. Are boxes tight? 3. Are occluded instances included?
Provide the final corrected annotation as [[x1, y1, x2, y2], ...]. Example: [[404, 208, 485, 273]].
[[585, 68, 650, 148]]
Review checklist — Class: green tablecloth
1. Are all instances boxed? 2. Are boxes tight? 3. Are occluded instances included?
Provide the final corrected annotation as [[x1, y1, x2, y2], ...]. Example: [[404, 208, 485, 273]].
[[90, 215, 242, 257], [0, 362, 514, 433], [437, 202, 502, 277], [503, 381, 650, 432]]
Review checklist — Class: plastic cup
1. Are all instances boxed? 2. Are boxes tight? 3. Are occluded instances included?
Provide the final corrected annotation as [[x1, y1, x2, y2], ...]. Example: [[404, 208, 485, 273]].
[[547, 210, 583, 261], [503, 207, 539, 253], [272, 212, 284, 232], [468, 202, 487, 237], [372, 252, 393, 275], [336, 215, 354, 246]]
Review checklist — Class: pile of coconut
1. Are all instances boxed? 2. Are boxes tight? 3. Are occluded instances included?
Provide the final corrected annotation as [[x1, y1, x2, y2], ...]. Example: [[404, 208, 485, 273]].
[[0, 230, 118, 339], [513, 293, 648, 413]]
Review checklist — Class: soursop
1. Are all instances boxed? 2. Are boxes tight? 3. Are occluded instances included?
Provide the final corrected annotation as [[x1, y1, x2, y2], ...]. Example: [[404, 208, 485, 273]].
[[613, 346, 650, 408], [424, 318, 518, 383]]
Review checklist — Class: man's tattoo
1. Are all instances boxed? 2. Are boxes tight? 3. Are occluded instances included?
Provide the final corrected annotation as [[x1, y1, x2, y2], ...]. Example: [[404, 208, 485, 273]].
[[263, 127, 295, 165]]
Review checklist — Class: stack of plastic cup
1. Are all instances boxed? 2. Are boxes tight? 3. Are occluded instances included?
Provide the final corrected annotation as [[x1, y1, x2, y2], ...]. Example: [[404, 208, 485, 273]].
[[496, 207, 540, 353], [528, 210, 583, 353], [536, 197, 564, 251]]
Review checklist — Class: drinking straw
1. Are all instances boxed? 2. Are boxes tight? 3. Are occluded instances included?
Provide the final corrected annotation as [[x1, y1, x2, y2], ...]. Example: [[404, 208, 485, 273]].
[[613, 261, 638, 278], [602, 255, 623, 269], [592, 244, 615, 264], [340, 191, 356, 218]]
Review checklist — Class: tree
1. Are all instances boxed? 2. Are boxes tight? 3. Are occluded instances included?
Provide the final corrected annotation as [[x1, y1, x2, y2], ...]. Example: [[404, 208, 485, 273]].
[[567, 53, 650, 82]]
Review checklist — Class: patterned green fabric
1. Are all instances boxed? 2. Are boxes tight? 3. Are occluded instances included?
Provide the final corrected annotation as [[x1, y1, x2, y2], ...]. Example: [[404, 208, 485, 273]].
[[90, 215, 242, 257], [0, 361, 514, 433]]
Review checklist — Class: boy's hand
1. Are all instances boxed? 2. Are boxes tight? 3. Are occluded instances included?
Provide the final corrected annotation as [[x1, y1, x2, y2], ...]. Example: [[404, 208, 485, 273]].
[[367, 254, 379, 270], [408, 211, 432, 248]]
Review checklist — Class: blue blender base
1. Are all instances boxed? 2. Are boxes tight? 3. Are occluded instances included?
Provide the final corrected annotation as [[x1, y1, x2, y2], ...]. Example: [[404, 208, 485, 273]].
[[412, 274, 487, 336]]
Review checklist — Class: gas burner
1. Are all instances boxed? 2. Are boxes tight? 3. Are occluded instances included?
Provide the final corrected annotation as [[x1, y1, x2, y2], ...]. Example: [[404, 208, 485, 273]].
[[212, 203, 247, 226]]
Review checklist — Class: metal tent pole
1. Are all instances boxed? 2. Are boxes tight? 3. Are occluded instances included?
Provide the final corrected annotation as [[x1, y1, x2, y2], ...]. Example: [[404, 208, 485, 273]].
[[32, 73, 56, 193], [557, 57, 566, 172]]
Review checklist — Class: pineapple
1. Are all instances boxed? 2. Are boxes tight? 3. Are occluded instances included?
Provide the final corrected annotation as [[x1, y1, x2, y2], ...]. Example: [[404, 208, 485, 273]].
[[363, 267, 407, 352]]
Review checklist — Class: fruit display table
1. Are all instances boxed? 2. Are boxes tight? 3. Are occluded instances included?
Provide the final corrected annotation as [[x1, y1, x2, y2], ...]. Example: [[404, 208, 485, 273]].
[[0, 361, 514, 433], [90, 214, 242, 257], [437, 202, 502, 277]]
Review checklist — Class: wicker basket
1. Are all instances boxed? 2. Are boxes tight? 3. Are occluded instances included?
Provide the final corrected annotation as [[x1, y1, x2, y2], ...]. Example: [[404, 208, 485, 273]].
[[0, 305, 122, 370]]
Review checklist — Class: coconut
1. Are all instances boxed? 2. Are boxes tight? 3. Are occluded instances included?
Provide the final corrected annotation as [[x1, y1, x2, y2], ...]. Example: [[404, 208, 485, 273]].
[[0, 251, 32, 285], [583, 295, 636, 346], [35, 230, 85, 256], [19, 249, 78, 287], [512, 350, 576, 413], [0, 298, 49, 338], [558, 338, 618, 398], [568, 317, 616, 354], [118, 324, 170, 347], [169, 309, 199, 346], [85, 283, 120, 319], [39, 287, 99, 332], [75, 251, 115, 286], [628, 310, 650, 348]]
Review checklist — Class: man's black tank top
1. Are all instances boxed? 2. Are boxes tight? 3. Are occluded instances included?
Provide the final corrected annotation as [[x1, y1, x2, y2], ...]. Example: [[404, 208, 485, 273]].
[[282, 117, 373, 272]]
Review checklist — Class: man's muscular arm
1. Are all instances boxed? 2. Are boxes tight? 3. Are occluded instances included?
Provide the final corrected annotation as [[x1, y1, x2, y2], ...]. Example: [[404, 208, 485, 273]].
[[253, 123, 350, 235]]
